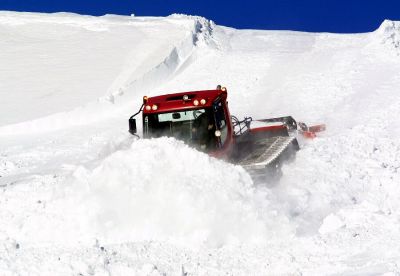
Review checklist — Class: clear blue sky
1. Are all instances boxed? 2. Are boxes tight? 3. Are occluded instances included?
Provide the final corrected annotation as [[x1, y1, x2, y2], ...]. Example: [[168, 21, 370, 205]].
[[0, 0, 399, 33]]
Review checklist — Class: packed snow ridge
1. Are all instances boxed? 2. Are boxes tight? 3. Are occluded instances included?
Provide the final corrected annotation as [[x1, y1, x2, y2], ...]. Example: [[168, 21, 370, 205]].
[[1, 11, 400, 275], [377, 20, 400, 50]]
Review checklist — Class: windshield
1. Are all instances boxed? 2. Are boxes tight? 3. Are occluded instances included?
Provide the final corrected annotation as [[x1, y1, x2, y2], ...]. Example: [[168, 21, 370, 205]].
[[143, 108, 216, 151]]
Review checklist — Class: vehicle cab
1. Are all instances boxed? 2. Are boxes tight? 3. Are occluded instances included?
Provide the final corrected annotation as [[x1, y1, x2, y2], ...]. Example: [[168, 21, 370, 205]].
[[129, 87, 234, 158]]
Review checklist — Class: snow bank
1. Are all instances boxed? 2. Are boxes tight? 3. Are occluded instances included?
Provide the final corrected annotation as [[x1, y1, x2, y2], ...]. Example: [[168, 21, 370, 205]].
[[375, 20, 400, 51], [14, 138, 277, 247], [69, 138, 270, 247], [0, 12, 215, 134]]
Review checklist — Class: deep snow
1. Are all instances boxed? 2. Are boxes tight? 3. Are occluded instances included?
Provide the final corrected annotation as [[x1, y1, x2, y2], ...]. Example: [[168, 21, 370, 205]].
[[1, 11, 400, 275]]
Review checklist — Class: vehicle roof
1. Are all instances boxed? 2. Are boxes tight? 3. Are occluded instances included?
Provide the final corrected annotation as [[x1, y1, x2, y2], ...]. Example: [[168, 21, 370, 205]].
[[143, 89, 227, 114]]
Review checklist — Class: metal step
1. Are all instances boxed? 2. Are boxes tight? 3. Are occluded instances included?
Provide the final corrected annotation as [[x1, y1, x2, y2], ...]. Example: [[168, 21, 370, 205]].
[[239, 136, 296, 170]]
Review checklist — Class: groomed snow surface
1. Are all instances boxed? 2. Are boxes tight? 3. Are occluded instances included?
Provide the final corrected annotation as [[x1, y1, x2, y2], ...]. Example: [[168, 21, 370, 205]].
[[1, 12, 400, 275]]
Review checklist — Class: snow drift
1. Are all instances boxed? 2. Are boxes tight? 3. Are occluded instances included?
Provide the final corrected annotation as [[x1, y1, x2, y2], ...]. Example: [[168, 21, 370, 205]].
[[50, 138, 271, 247]]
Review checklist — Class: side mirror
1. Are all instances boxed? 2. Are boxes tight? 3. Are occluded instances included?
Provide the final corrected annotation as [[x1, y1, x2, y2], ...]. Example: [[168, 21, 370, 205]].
[[129, 117, 137, 135]]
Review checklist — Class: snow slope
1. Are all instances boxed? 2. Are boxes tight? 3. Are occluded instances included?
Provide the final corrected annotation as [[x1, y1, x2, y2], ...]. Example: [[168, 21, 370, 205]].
[[1, 11, 400, 275]]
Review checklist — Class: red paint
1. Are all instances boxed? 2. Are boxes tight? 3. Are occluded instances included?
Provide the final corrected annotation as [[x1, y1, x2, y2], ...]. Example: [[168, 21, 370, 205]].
[[308, 124, 326, 133], [301, 131, 317, 139], [143, 90, 226, 114], [250, 125, 286, 133]]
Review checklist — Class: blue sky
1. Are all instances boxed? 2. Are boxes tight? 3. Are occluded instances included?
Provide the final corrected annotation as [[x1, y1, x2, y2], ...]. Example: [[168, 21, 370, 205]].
[[0, 0, 399, 33]]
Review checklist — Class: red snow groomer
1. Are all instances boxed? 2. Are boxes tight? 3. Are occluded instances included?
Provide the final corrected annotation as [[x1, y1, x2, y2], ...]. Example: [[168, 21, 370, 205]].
[[128, 86, 325, 178]]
